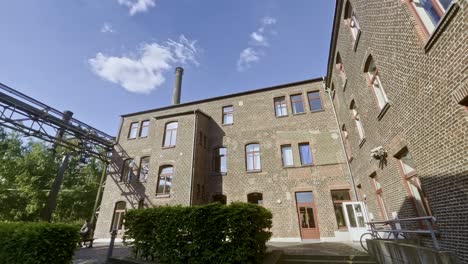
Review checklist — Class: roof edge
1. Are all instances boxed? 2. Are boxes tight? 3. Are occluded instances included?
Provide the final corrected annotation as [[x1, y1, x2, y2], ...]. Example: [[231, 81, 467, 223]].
[[326, 0, 343, 87], [122, 77, 323, 118]]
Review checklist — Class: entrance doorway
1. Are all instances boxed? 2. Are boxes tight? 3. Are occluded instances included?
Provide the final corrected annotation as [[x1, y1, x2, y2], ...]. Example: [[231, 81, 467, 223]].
[[295, 191, 320, 239], [343, 202, 368, 241]]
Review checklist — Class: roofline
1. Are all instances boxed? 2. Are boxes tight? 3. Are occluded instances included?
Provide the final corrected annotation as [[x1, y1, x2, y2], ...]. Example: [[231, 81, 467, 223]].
[[154, 109, 211, 120], [121, 77, 323, 118], [325, 0, 343, 88]]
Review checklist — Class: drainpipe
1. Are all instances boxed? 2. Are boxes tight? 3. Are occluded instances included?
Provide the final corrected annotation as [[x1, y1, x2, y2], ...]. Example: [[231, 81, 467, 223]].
[[188, 110, 198, 206], [322, 77, 359, 201]]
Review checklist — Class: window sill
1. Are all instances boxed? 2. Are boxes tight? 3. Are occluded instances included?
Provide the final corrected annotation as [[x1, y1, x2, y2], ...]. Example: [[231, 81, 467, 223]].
[[292, 112, 306, 116], [246, 170, 262, 174], [138, 136, 148, 139], [162, 145, 176, 149], [424, 2, 460, 52], [282, 165, 295, 169], [352, 30, 361, 51], [155, 194, 171, 198], [377, 102, 391, 120], [300, 164, 314, 168], [222, 123, 234, 126], [212, 172, 227, 176], [127, 137, 137, 141], [276, 115, 289, 118], [309, 109, 325, 113], [359, 138, 366, 148]]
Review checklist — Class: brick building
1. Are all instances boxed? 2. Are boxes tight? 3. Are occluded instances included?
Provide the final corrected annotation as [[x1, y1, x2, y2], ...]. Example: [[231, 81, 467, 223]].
[[95, 0, 467, 260], [326, 0, 467, 261], [94, 77, 356, 242]]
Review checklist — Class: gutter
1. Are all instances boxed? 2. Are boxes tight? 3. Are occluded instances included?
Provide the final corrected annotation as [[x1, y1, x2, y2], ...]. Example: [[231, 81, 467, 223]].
[[322, 77, 359, 201]]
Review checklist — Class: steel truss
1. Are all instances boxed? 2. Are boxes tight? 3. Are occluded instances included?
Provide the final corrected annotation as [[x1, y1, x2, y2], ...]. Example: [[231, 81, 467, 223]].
[[0, 82, 114, 161]]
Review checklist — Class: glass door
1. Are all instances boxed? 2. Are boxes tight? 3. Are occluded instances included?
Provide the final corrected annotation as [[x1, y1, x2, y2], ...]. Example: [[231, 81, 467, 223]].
[[295, 192, 320, 239], [342, 202, 368, 241]]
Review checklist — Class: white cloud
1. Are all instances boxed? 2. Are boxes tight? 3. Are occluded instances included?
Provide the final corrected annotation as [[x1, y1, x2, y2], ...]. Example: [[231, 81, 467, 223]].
[[237, 16, 277, 72], [262, 17, 277, 25], [237, 48, 260, 72], [101, 23, 115, 33], [88, 35, 199, 94], [118, 0, 155, 15]]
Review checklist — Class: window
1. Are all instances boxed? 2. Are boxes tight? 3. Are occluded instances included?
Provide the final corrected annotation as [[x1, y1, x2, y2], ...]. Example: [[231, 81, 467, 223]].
[[213, 147, 227, 174], [163, 122, 178, 147], [111, 201, 126, 231], [213, 194, 227, 205], [307, 91, 323, 112], [341, 125, 353, 161], [121, 159, 134, 182], [222, 106, 233, 125], [139, 120, 150, 137], [344, 1, 361, 42], [398, 149, 431, 217], [370, 174, 389, 220], [157, 166, 173, 195], [247, 193, 263, 205], [246, 143, 261, 171], [290, 94, 305, 114], [299, 143, 313, 165], [138, 156, 150, 182], [274, 97, 288, 117], [335, 53, 346, 82], [128, 122, 138, 139], [408, 0, 452, 35], [331, 190, 351, 228], [350, 101, 365, 142], [138, 199, 145, 209], [365, 56, 389, 110], [281, 145, 294, 167]]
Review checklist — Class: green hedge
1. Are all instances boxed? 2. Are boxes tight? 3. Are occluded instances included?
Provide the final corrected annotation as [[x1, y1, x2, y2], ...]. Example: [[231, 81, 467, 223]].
[[0, 222, 79, 264], [124, 202, 273, 264]]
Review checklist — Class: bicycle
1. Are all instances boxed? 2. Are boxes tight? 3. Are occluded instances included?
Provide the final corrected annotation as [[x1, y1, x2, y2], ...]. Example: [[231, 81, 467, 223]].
[[360, 224, 407, 252]]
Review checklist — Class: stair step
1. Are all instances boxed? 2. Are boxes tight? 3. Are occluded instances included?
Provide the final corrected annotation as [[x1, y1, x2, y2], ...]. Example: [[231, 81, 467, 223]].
[[280, 259, 376, 264], [281, 255, 373, 261]]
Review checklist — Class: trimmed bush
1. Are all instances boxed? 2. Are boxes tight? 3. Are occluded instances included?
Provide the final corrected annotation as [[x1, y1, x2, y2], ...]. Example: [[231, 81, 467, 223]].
[[0, 222, 79, 264], [124, 202, 273, 264]]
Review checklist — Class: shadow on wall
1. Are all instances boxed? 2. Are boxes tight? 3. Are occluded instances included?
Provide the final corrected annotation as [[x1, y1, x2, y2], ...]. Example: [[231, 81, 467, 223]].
[[204, 118, 225, 205], [392, 172, 468, 263]]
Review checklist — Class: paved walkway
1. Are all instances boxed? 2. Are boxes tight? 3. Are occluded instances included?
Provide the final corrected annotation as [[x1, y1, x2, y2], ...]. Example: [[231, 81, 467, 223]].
[[73, 241, 366, 263]]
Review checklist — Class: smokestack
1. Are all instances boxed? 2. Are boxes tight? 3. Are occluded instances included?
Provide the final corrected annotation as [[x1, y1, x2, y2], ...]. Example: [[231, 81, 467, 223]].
[[172, 67, 183, 105]]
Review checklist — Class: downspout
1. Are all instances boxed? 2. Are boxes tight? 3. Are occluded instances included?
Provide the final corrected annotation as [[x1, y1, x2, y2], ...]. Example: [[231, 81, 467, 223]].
[[322, 77, 359, 201], [188, 110, 198, 206]]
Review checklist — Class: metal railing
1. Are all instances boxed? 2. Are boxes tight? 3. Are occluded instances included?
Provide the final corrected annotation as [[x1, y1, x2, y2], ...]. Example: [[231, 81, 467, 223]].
[[366, 216, 440, 250]]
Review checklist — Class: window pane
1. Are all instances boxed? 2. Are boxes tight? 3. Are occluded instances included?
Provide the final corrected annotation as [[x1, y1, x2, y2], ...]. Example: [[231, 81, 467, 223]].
[[291, 94, 304, 114], [308, 92, 323, 111], [164, 122, 178, 147], [299, 207, 308, 228], [334, 204, 347, 228], [223, 106, 233, 113], [307, 207, 316, 228], [167, 122, 178, 129], [438, 0, 451, 9], [247, 193, 263, 205], [331, 190, 351, 201], [122, 159, 134, 182], [372, 76, 388, 108], [247, 154, 254, 171], [223, 106, 233, 124], [129, 123, 138, 138], [139, 120, 149, 137], [220, 156, 227, 173], [354, 204, 366, 227], [346, 204, 357, 227], [299, 143, 312, 165], [408, 178, 428, 216], [274, 97, 288, 116], [295, 192, 313, 203], [400, 151, 416, 175], [254, 153, 261, 170], [412, 0, 441, 33], [139, 157, 150, 181], [281, 145, 293, 166]]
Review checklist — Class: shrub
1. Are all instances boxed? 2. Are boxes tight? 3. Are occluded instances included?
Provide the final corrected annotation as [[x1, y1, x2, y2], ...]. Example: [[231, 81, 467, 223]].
[[124, 202, 273, 264], [0, 222, 79, 264]]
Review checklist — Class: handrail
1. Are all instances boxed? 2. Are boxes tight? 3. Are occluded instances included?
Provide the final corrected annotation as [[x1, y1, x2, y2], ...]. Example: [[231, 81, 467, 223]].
[[365, 216, 440, 250]]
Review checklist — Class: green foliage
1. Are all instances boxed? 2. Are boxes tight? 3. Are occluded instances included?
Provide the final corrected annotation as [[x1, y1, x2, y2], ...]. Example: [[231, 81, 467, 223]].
[[0, 127, 103, 222], [0, 222, 79, 264], [124, 202, 273, 264]]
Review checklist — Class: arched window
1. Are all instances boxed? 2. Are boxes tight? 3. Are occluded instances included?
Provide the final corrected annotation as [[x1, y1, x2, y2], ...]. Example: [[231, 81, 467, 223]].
[[163, 122, 178, 147], [156, 166, 173, 196], [212, 194, 227, 205], [138, 156, 150, 182], [213, 147, 227, 174], [350, 100, 365, 142], [121, 159, 134, 182], [247, 192, 263, 205], [335, 53, 346, 82], [245, 143, 261, 171], [344, 1, 361, 41], [364, 56, 389, 110], [110, 201, 126, 231]]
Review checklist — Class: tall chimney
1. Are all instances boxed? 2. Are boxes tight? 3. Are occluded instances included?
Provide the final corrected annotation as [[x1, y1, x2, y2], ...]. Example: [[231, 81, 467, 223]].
[[172, 67, 183, 105]]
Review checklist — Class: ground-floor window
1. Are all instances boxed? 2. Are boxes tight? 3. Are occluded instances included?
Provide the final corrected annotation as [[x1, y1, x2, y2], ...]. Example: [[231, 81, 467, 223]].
[[212, 194, 227, 205], [247, 192, 263, 205], [110, 201, 126, 231], [331, 189, 351, 228]]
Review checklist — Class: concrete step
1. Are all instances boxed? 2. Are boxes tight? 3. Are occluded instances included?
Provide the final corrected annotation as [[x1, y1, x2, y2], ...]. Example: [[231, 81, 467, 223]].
[[279, 254, 376, 264]]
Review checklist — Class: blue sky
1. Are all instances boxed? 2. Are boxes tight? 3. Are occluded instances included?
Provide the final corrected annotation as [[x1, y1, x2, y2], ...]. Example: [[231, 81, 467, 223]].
[[0, 0, 335, 135]]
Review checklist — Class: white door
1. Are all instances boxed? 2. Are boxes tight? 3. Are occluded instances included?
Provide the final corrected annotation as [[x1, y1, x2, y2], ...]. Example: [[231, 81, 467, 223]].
[[343, 202, 369, 241]]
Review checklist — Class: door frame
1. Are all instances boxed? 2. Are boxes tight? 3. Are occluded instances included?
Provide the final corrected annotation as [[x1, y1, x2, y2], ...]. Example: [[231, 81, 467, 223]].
[[295, 191, 320, 240]]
